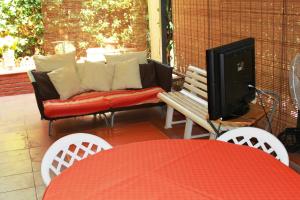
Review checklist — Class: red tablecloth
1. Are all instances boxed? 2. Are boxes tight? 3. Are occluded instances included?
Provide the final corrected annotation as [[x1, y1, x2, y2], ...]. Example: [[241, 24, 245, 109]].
[[43, 140, 300, 200]]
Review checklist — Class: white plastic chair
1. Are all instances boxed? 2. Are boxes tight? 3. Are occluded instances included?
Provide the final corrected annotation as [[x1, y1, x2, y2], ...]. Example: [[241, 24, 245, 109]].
[[217, 127, 289, 166], [41, 133, 112, 186]]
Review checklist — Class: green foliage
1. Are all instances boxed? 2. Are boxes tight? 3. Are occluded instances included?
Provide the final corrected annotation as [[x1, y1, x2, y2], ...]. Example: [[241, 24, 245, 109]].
[[0, 35, 25, 55], [0, 0, 44, 57], [80, 0, 140, 49]]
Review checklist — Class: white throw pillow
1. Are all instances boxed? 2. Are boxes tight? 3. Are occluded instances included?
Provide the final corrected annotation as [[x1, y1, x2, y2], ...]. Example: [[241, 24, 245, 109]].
[[112, 58, 142, 90], [105, 51, 147, 64], [33, 52, 76, 72], [48, 66, 82, 100], [76, 62, 115, 91]]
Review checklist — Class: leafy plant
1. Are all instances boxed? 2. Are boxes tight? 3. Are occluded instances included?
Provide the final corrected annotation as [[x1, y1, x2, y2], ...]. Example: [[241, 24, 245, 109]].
[[0, 35, 27, 54], [0, 0, 44, 57], [79, 0, 141, 49]]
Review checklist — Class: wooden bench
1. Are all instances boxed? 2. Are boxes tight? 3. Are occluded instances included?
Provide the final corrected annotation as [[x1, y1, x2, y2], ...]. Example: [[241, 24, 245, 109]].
[[158, 65, 267, 139]]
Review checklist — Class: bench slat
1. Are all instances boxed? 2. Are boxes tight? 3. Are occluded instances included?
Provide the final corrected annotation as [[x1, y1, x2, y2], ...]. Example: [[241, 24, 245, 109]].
[[186, 65, 207, 76], [180, 89, 208, 107], [185, 71, 207, 84], [168, 92, 208, 117], [158, 92, 214, 133], [185, 77, 207, 91], [175, 92, 239, 130], [183, 83, 208, 99]]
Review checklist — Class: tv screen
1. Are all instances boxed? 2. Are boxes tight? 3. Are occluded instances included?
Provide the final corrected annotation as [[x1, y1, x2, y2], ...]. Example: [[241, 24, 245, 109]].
[[206, 38, 255, 120]]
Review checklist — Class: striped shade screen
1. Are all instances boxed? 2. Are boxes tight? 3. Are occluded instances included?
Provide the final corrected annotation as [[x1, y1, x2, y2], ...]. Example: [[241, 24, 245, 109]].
[[172, 0, 300, 133]]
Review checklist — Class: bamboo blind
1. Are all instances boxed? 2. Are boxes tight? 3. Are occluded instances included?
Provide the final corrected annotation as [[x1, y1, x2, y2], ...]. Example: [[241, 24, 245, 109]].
[[42, 0, 148, 56], [172, 0, 300, 133]]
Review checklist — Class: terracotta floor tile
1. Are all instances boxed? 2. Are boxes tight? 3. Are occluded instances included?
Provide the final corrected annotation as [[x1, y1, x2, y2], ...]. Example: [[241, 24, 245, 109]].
[[0, 124, 27, 134], [289, 153, 300, 164], [0, 131, 27, 142], [29, 147, 48, 162], [31, 161, 41, 172], [0, 173, 34, 193], [97, 122, 168, 146], [0, 138, 29, 152], [36, 185, 46, 200], [0, 159, 32, 177], [27, 131, 54, 148], [0, 115, 25, 122], [0, 149, 30, 164], [28, 138, 53, 149], [25, 123, 50, 134], [33, 171, 44, 187], [0, 187, 36, 200], [51, 118, 107, 137]]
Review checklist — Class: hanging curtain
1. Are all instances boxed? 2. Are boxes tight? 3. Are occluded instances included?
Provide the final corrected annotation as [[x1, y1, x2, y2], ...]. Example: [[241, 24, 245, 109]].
[[172, 0, 300, 133]]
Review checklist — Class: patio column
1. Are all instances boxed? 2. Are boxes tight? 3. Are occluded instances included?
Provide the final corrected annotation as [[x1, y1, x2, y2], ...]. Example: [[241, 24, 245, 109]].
[[148, 0, 162, 62]]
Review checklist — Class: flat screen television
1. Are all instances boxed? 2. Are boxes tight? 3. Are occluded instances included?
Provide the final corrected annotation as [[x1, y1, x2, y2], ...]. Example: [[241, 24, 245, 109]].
[[206, 38, 256, 120]]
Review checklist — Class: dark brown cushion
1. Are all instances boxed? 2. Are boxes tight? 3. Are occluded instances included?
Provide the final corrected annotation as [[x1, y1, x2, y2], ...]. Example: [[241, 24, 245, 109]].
[[139, 62, 157, 88], [31, 70, 60, 101], [153, 61, 173, 92]]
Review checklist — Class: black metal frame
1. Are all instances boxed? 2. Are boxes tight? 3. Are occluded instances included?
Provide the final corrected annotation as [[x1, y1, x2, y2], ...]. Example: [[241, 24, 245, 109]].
[[161, 0, 168, 64]]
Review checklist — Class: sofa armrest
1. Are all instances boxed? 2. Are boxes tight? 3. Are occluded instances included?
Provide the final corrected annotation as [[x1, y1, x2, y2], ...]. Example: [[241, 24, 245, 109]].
[[27, 70, 46, 120], [148, 59, 173, 92]]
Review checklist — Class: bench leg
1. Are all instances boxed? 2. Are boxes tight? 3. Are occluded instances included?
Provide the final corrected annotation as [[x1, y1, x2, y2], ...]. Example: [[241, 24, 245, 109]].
[[209, 132, 218, 140], [165, 106, 174, 129], [184, 118, 193, 139]]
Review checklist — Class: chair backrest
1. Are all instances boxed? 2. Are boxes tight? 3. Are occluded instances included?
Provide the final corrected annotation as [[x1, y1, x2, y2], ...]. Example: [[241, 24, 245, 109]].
[[183, 65, 208, 100], [217, 127, 289, 166], [179, 65, 208, 107], [41, 133, 112, 186]]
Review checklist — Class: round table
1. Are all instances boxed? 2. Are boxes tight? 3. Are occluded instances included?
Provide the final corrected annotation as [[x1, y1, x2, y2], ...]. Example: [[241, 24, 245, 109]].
[[43, 139, 300, 200]]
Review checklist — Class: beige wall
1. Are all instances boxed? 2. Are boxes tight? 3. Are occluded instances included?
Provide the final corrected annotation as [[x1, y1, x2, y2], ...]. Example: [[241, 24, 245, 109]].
[[147, 0, 162, 62]]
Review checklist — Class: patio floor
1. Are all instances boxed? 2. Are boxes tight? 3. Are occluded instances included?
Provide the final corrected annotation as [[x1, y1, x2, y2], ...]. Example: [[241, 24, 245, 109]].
[[0, 93, 197, 199], [0, 93, 299, 200]]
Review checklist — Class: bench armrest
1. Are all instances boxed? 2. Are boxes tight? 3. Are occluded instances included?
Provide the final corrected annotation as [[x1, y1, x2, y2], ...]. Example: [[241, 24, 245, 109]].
[[148, 59, 173, 92]]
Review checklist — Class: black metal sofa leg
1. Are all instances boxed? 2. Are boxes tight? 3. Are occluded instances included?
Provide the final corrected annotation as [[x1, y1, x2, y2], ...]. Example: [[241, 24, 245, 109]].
[[110, 112, 115, 128], [101, 113, 110, 127], [48, 120, 53, 136]]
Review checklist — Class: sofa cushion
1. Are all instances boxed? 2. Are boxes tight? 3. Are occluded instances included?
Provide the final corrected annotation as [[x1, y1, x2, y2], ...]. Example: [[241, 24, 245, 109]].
[[106, 87, 164, 108], [139, 62, 157, 88], [48, 66, 82, 100], [76, 62, 115, 91], [153, 61, 173, 92], [112, 58, 142, 90], [33, 52, 76, 72], [31, 70, 60, 101], [105, 51, 147, 64], [43, 87, 164, 118], [43, 91, 111, 118]]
